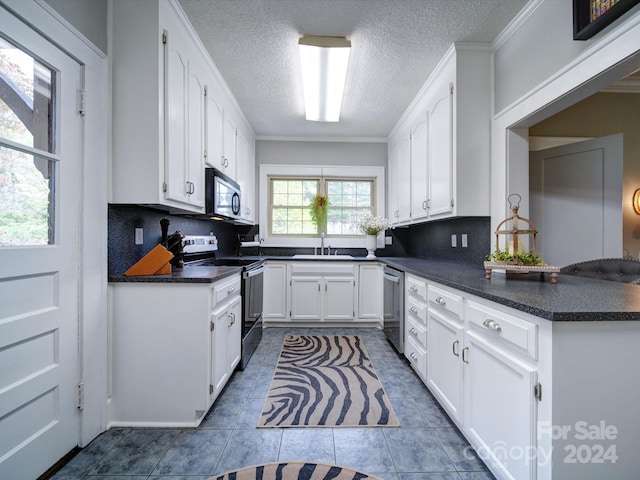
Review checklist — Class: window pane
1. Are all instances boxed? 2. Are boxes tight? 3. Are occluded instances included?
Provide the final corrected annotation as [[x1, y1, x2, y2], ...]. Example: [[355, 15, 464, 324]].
[[0, 147, 54, 245], [0, 37, 54, 153], [270, 177, 319, 235], [326, 179, 375, 236]]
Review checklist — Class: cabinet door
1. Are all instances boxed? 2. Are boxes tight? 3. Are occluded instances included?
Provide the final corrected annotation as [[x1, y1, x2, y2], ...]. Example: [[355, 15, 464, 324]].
[[186, 60, 205, 207], [211, 302, 229, 396], [236, 131, 255, 223], [463, 331, 538, 480], [426, 308, 464, 423], [227, 295, 242, 373], [410, 116, 429, 221], [324, 276, 355, 321], [290, 276, 322, 321], [205, 88, 223, 169], [164, 30, 189, 205], [263, 263, 288, 321], [397, 135, 412, 223], [222, 115, 236, 177], [358, 264, 382, 321], [428, 85, 454, 217], [388, 136, 411, 225]]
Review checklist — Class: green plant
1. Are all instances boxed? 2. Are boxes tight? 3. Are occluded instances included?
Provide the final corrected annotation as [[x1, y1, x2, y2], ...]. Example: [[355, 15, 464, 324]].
[[486, 249, 546, 266], [309, 193, 329, 232]]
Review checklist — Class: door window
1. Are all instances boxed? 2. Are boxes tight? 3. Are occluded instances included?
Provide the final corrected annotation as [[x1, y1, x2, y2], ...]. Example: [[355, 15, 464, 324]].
[[0, 36, 55, 246]]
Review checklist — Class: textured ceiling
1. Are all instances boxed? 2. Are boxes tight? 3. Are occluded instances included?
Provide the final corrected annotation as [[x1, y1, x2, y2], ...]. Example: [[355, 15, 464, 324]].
[[178, 0, 528, 140]]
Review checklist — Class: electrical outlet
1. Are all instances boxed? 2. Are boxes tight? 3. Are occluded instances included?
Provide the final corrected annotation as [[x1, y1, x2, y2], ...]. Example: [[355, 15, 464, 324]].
[[461, 233, 468, 248], [451, 234, 457, 248], [135, 228, 144, 245], [385, 236, 392, 245]]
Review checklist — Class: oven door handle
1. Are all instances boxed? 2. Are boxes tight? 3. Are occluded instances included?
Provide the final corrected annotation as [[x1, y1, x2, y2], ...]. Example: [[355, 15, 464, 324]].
[[243, 265, 265, 279]]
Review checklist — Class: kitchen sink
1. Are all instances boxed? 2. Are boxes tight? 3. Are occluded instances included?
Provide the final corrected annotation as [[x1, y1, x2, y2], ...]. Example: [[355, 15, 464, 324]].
[[292, 254, 354, 260]]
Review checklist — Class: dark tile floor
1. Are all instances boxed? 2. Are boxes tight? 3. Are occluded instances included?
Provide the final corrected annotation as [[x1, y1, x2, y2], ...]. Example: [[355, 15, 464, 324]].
[[51, 327, 494, 480]]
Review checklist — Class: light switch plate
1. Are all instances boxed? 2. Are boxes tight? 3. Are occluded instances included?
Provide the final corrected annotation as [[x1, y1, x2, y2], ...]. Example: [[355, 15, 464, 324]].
[[451, 234, 457, 248], [385, 236, 392, 245], [135, 228, 144, 245], [461, 234, 468, 248]]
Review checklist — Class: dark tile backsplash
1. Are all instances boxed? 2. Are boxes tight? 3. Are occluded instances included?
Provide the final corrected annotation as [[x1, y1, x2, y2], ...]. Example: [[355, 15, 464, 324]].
[[108, 204, 240, 275], [109, 204, 490, 274], [403, 216, 491, 266]]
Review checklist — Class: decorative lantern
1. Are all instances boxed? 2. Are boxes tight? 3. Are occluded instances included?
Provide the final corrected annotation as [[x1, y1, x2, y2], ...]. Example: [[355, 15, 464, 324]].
[[484, 194, 560, 283]]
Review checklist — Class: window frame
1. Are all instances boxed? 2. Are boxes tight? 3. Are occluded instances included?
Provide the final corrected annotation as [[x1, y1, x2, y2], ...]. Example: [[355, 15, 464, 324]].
[[259, 164, 386, 248]]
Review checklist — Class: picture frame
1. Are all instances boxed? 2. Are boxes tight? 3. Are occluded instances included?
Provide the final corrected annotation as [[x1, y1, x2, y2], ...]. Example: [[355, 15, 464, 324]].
[[573, 0, 640, 40]]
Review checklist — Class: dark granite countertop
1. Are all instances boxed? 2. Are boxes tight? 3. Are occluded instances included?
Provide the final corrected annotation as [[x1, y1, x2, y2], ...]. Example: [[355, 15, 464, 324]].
[[108, 265, 243, 284], [109, 255, 640, 321], [379, 257, 640, 322]]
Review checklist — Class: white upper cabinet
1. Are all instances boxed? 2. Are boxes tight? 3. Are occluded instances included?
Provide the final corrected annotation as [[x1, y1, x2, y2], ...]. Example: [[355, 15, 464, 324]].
[[410, 115, 429, 221], [111, 0, 253, 213], [236, 130, 255, 224], [387, 44, 490, 225], [388, 135, 411, 225]]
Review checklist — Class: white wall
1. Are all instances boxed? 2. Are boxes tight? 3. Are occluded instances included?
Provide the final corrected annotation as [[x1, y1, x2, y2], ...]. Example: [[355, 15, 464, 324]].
[[491, 0, 640, 257], [256, 140, 387, 167], [43, 0, 108, 53]]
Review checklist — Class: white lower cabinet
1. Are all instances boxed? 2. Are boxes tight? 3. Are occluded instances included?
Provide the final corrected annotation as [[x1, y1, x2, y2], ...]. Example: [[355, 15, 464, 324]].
[[463, 329, 537, 480], [290, 275, 323, 321], [263, 261, 288, 322], [410, 277, 540, 480], [211, 293, 241, 397], [426, 307, 464, 422], [357, 263, 383, 321], [109, 274, 241, 427]]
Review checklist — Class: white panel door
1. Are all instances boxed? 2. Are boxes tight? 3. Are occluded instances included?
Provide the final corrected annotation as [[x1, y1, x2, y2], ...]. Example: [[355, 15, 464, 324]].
[[428, 87, 454, 217], [0, 11, 82, 480], [530, 134, 623, 266]]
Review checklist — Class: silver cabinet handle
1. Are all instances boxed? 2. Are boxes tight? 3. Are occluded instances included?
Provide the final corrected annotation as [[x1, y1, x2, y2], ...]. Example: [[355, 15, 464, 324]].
[[410, 306, 418, 314], [422, 200, 427, 210], [410, 352, 418, 361], [452, 340, 459, 357], [435, 297, 446, 306], [483, 319, 502, 332], [462, 347, 469, 364], [410, 285, 418, 292], [227, 287, 235, 295], [230, 312, 235, 326], [410, 327, 418, 336]]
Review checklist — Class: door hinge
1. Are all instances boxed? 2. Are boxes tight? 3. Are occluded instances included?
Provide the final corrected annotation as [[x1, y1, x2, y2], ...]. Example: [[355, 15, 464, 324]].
[[450, 83, 454, 95], [210, 321, 214, 331], [209, 384, 214, 395], [163, 182, 167, 192], [290, 280, 292, 286], [204, 85, 208, 96], [289, 310, 292, 317], [162, 31, 168, 44], [534, 382, 542, 401], [451, 198, 455, 208], [78, 89, 86, 116], [77, 382, 85, 410]]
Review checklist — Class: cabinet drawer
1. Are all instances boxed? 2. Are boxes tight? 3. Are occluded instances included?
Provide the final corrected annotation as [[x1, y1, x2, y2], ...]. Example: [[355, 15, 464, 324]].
[[406, 316, 427, 349], [405, 336, 427, 380], [466, 299, 538, 360], [406, 274, 427, 302], [212, 274, 241, 308], [290, 262, 354, 276], [406, 296, 427, 325], [428, 284, 462, 318]]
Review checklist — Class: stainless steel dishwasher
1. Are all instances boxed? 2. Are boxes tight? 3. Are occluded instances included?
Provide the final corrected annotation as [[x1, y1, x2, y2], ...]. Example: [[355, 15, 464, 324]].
[[383, 265, 404, 353]]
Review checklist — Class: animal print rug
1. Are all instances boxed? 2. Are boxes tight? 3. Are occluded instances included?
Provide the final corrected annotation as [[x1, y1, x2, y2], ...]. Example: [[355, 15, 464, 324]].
[[258, 335, 399, 427]]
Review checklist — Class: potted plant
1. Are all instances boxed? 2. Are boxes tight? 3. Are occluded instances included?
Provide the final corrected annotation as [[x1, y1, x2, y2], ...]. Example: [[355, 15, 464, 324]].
[[356, 212, 392, 259], [309, 193, 330, 233], [485, 249, 546, 266]]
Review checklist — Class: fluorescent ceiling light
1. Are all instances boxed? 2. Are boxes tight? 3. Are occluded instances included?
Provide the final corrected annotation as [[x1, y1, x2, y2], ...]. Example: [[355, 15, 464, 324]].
[[298, 35, 351, 122]]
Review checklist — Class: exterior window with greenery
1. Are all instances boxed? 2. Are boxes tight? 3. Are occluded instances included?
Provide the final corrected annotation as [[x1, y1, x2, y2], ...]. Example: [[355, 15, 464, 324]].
[[268, 176, 375, 236]]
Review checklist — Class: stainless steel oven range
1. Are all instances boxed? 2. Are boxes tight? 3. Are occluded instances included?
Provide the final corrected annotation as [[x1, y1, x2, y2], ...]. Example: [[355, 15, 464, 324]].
[[182, 235, 264, 370]]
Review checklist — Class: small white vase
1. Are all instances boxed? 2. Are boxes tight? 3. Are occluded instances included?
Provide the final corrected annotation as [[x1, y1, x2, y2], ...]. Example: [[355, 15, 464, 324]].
[[366, 234, 378, 259]]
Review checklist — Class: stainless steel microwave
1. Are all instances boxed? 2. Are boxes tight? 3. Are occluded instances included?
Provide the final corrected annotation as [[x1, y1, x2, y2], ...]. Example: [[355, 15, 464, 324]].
[[205, 168, 241, 220]]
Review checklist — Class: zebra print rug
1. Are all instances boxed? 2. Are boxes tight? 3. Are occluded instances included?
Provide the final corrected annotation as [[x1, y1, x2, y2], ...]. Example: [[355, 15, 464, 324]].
[[212, 461, 380, 480], [258, 335, 399, 427]]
